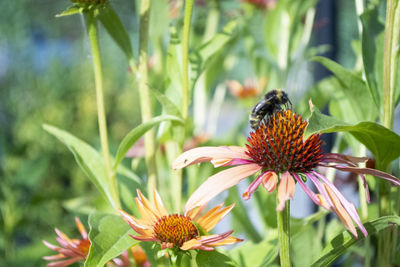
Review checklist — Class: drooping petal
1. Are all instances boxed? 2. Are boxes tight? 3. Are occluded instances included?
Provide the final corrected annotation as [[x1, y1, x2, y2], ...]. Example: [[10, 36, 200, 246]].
[[276, 172, 296, 211], [46, 257, 82, 267], [172, 146, 250, 169], [291, 172, 326, 208], [242, 171, 277, 200], [324, 184, 358, 237], [312, 171, 368, 237], [207, 236, 244, 247], [136, 190, 161, 221], [262, 171, 278, 192], [185, 163, 262, 211], [326, 164, 400, 186], [322, 153, 368, 165]]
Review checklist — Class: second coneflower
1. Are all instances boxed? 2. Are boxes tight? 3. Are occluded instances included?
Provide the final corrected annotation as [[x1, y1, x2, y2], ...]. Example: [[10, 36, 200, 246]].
[[119, 189, 242, 252], [172, 109, 400, 237]]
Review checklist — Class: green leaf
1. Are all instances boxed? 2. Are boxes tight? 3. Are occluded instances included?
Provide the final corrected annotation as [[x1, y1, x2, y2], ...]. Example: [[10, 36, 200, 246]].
[[306, 107, 400, 168], [85, 213, 137, 267], [196, 250, 236, 267], [150, 89, 182, 118], [229, 232, 278, 267], [312, 56, 377, 121], [56, 5, 82, 17], [98, 4, 134, 60], [291, 224, 322, 267], [43, 124, 117, 208], [190, 20, 239, 87], [311, 216, 400, 267], [113, 115, 183, 170], [360, 7, 384, 108]]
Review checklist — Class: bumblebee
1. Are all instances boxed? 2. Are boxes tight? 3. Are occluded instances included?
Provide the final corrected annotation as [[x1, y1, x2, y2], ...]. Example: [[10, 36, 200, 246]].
[[249, 89, 292, 130]]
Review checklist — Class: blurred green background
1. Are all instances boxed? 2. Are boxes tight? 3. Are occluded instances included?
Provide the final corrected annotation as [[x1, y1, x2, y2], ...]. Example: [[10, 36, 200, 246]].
[[0, 0, 359, 266]]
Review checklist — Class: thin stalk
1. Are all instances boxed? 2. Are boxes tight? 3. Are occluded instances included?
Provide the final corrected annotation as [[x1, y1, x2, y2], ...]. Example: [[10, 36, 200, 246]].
[[182, 0, 194, 120], [379, 0, 400, 265], [137, 0, 157, 193], [85, 13, 120, 209], [356, 145, 370, 267], [277, 198, 291, 267]]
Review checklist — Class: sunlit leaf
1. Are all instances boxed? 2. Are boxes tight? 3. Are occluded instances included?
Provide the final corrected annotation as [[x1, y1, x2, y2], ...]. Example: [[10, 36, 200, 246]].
[[196, 250, 236, 267], [113, 115, 183, 170], [56, 5, 82, 17], [306, 106, 400, 168], [311, 216, 400, 267], [43, 124, 118, 208], [98, 4, 134, 60], [229, 232, 278, 267], [85, 213, 137, 267], [312, 56, 377, 121]]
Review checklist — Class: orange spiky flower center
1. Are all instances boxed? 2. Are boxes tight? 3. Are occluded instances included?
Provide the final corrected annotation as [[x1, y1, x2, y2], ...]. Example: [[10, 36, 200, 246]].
[[76, 239, 91, 257], [153, 215, 198, 247], [246, 109, 323, 173]]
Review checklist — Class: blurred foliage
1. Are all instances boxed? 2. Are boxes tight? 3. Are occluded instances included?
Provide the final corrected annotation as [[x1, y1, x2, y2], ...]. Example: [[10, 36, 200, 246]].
[[1, 0, 399, 266]]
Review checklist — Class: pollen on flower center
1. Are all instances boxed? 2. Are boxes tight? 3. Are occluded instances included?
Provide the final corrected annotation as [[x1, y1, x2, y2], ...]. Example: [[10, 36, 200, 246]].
[[246, 109, 323, 173], [153, 214, 198, 247]]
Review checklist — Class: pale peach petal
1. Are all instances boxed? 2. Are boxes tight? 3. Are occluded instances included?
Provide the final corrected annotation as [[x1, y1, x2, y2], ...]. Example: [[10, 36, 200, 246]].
[[180, 239, 201, 250], [197, 230, 234, 245], [55, 229, 72, 243], [324, 184, 358, 237], [316, 194, 331, 210], [276, 172, 296, 211], [47, 257, 82, 267], [185, 205, 204, 220], [74, 217, 88, 240], [43, 254, 67, 260], [185, 163, 262, 211], [172, 146, 250, 169], [262, 171, 278, 192], [197, 204, 235, 232], [118, 209, 153, 236], [242, 171, 276, 200], [207, 236, 243, 247], [152, 188, 168, 217], [210, 158, 233, 167], [43, 240, 60, 251], [195, 203, 225, 228], [135, 197, 158, 224], [137, 190, 161, 220]]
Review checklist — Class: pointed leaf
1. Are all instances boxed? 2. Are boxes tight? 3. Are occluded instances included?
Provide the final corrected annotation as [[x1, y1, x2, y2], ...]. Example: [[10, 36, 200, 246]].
[[360, 7, 384, 107], [196, 250, 236, 267], [56, 5, 82, 17], [311, 216, 400, 267], [43, 124, 117, 208], [190, 20, 239, 87], [98, 4, 134, 60], [229, 232, 278, 267], [113, 115, 183, 170], [85, 213, 137, 267], [306, 106, 400, 168], [150, 89, 182, 118]]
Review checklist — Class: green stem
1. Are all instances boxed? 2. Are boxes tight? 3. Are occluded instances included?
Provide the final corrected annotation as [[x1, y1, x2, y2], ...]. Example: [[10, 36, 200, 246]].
[[356, 145, 370, 267], [379, 0, 400, 265], [85, 12, 120, 209], [137, 0, 157, 193], [182, 0, 194, 120], [277, 198, 291, 267]]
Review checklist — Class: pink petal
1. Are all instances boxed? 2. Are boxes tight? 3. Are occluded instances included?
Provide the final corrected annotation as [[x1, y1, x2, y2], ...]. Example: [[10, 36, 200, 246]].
[[46, 257, 82, 267], [172, 146, 250, 169], [276, 172, 296, 211], [326, 164, 400, 186], [312, 171, 368, 237], [291, 172, 323, 207], [185, 163, 262, 211], [242, 171, 276, 200]]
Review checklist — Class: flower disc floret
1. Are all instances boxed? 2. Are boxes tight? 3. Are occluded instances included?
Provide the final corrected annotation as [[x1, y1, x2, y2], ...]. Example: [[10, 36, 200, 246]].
[[246, 110, 323, 173], [153, 214, 199, 247]]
